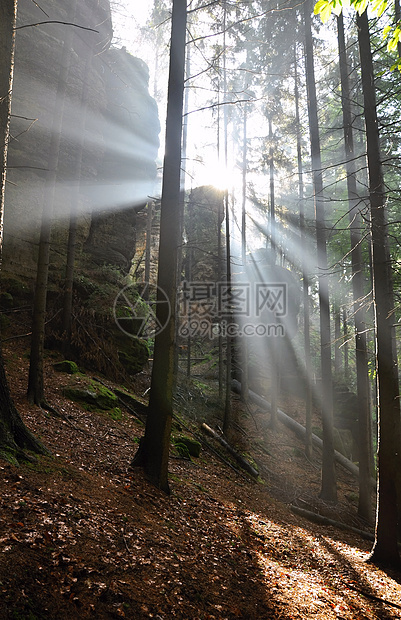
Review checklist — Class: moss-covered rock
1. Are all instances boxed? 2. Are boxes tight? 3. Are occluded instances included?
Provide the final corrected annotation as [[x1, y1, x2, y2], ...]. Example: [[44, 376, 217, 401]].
[[117, 337, 149, 375], [53, 360, 79, 374], [114, 387, 148, 413], [173, 436, 201, 458], [64, 383, 118, 410]]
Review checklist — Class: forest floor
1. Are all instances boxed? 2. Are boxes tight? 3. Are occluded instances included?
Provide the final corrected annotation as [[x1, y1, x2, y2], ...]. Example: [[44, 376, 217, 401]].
[[1, 344, 401, 619]]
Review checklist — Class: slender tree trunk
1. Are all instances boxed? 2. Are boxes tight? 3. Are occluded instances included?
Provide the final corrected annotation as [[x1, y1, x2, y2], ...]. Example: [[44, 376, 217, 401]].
[[222, 0, 232, 434], [294, 43, 313, 459], [144, 202, 153, 296], [0, 0, 16, 214], [131, 0, 187, 493], [217, 180, 224, 402], [396, 0, 401, 59], [27, 0, 78, 405], [268, 115, 276, 263], [241, 103, 249, 402], [357, 10, 401, 567], [0, 0, 48, 460], [304, 0, 337, 502], [333, 301, 342, 374], [223, 184, 232, 435], [343, 307, 349, 373], [175, 38, 190, 376], [267, 114, 279, 430], [62, 31, 94, 356]]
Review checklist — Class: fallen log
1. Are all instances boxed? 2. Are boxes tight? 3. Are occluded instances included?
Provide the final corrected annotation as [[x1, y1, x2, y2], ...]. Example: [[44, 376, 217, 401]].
[[231, 379, 375, 487], [290, 505, 374, 541], [201, 423, 259, 478]]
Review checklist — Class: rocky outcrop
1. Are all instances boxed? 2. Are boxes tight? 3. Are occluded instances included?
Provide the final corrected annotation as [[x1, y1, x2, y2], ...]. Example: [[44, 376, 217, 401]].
[[84, 48, 160, 273], [2, 0, 160, 378], [3, 0, 160, 280]]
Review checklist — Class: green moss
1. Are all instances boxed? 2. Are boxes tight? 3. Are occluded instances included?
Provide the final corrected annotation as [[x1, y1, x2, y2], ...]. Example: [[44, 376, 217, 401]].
[[108, 407, 122, 421], [0, 449, 19, 466], [90, 381, 118, 409], [117, 337, 149, 375], [64, 383, 118, 411], [53, 360, 79, 374], [114, 387, 147, 409], [173, 436, 201, 458]]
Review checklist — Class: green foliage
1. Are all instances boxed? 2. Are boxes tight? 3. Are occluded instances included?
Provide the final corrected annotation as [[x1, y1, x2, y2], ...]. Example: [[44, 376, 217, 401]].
[[314, 0, 401, 69]]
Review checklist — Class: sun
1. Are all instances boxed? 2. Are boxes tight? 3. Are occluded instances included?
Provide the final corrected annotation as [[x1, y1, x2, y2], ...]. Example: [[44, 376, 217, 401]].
[[192, 156, 237, 191]]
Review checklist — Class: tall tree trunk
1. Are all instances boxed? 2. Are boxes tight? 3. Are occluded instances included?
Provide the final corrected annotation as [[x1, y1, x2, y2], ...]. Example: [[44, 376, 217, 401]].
[[62, 28, 95, 356], [27, 0, 78, 405], [268, 115, 276, 263], [222, 0, 232, 435], [294, 43, 313, 459], [333, 301, 342, 374], [0, 0, 48, 460], [304, 0, 337, 502], [268, 114, 279, 430], [396, 0, 401, 60], [175, 38, 190, 376], [131, 0, 187, 493], [357, 10, 401, 567], [144, 203, 153, 298], [343, 307, 349, 373], [223, 184, 232, 435], [241, 103, 249, 402]]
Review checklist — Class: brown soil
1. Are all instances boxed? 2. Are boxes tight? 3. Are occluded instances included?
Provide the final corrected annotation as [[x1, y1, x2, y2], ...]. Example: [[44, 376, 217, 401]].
[[1, 344, 400, 619]]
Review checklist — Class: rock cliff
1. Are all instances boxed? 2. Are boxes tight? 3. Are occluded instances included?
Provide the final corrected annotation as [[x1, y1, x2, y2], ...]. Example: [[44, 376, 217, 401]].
[[2, 0, 160, 378]]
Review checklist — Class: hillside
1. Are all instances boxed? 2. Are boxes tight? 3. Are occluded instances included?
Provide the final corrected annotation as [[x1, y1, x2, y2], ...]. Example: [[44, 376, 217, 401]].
[[0, 343, 400, 619]]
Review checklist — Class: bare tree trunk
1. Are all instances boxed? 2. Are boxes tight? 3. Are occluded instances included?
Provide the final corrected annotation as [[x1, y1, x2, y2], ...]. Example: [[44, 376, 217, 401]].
[[304, 0, 337, 502], [27, 0, 78, 405], [241, 103, 249, 402], [223, 184, 232, 435], [294, 43, 313, 459], [267, 114, 279, 430], [175, 38, 190, 376], [62, 27, 95, 356], [0, 0, 48, 460], [357, 10, 401, 567], [131, 0, 187, 493], [333, 301, 342, 374], [144, 203, 153, 295], [222, 0, 232, 434]]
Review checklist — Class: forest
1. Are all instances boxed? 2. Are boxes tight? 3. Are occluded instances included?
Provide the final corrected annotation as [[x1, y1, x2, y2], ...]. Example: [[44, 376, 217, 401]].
[[1, 0, 401, 617]]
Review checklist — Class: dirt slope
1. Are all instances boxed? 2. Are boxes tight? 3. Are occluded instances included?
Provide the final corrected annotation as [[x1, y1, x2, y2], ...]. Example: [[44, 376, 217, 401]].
[[0, 345, 400, 619]]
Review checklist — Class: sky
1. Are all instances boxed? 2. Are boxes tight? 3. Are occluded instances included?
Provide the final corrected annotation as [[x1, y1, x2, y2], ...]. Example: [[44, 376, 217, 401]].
[[111, 0, 153, 55], [108, 0, 268, 246]]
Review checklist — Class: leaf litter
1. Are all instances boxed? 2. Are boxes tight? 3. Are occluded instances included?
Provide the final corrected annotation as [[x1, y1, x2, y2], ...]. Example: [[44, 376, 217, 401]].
[[0, 345, 400, 619]]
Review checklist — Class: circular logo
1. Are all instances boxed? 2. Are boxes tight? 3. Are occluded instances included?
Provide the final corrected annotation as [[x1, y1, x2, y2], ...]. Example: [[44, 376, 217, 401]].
[[113, 282, 171, 339]]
